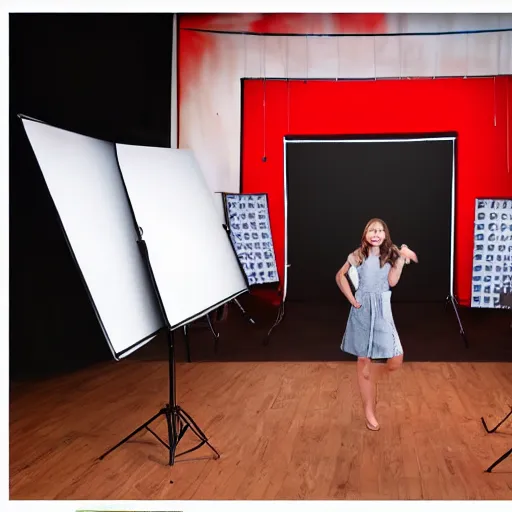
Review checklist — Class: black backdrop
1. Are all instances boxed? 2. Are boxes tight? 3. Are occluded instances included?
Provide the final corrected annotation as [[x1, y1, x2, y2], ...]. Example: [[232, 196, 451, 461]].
[[285, 135, 455, 303], [10, 14, 174, 379]]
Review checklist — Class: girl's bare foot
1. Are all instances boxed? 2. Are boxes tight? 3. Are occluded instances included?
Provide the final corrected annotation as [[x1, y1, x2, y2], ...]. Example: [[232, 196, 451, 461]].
[[364, 406, 380, 431]]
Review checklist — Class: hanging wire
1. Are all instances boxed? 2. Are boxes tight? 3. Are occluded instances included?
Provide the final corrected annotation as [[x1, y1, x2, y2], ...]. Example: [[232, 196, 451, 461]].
[[465, 32, 469, 78], [497, 13, 502, 76], [373, 35, 377, 80], [261, 33, 265, 78], [287, 78, 291, 133], [507, 76, 510, 174], [264, 34, 268, 78], [493, 76, 497, 127], [285, 36, 290, 132], [398, 32, 402, 79], [262, 36, 267, 161], [398, 14, 403, 79], [243, 34, 247, 77], [285, 35, 289, 79], [433, 34, 438, 78], [305, 35, 309, 80], [497, 27, 502, 75], [336, 35, 340, 80]]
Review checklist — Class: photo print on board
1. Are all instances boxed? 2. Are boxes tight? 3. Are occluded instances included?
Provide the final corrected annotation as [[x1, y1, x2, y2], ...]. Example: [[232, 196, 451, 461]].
[[223, 193, 279, 286], [471, 198, 512, 308]]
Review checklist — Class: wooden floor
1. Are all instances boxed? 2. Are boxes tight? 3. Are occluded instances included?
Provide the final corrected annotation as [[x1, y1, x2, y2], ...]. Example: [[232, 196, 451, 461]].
[[9, 359, 512, 500]]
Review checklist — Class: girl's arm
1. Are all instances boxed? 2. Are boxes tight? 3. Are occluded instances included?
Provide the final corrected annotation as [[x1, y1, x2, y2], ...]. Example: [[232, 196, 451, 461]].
[[388, 244, 418, 287], [400, 244, 418, 263], [335, 253, 361, 308]]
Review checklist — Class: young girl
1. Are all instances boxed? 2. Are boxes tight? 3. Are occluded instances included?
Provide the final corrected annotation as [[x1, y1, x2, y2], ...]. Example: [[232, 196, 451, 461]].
[[335, 218, 418, 431]]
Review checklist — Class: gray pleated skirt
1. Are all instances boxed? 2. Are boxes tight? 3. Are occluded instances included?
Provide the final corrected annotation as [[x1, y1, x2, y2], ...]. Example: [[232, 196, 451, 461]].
[[341, 290, 403, 360]]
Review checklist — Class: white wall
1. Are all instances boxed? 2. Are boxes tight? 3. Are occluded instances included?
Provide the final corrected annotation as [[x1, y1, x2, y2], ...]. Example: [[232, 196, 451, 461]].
[[178, 14, 512, 195]]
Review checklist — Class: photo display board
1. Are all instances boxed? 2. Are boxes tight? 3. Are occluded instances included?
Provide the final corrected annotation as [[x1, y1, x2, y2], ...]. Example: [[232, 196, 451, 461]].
[[223, 193, 279, 286], [471, 198, 512, 309]]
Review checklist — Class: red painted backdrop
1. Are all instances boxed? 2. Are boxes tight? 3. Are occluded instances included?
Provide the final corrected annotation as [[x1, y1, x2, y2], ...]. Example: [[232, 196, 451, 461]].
[[242, 77, 512, 306]]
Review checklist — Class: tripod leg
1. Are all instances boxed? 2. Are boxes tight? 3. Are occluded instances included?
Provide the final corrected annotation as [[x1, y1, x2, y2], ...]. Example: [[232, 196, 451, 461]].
[[264, 301, 285, 345], [205, 313, 220, 354], [167, 405, 178, 466], [98, 408, 167, 460], [206, 313, 219, 339], [484, 448, 512, 473], [449, 295, 468, 347], [177, 406, 220, 459], [234, 298, 256, 325], [481, 406, 512, 433]]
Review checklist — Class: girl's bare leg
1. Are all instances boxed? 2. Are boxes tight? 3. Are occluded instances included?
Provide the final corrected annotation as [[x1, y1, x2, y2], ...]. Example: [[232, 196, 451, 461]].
[[357, 354, 403, 429], [357, 357, 379, 429], [387, 354, 403, 372]]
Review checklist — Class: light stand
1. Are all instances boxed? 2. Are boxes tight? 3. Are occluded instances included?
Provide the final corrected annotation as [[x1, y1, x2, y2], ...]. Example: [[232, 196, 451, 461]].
[[98, 239, 220, 466], [182, 313, 219, 363], [480, 406, 512, 473], [182, 298, 256, 362], [262, 282, 287, 346], [233, 297, 256, 325], [445, 137, 469, 348], [445, 294, 469, 347], [263, 299, 285, 346]]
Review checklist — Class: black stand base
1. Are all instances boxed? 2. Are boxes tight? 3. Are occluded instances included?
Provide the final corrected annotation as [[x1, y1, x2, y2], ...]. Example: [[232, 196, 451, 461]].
[[485, 448, 512, 473], [480, 406, 512, 473], [98, 403, 220, 466], [445, 294, 468, 347], [98, 325, 219, 468], [481, 406, 512, 434]]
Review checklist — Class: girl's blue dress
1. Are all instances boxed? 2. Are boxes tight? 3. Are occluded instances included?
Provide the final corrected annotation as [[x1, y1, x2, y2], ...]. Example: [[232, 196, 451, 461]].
[[341, 253, 403, 359]]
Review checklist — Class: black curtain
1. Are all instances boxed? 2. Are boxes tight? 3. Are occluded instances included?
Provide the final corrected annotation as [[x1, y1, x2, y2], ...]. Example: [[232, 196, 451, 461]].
[[10, 13, 174, 380], [285, 136, 454, 303]]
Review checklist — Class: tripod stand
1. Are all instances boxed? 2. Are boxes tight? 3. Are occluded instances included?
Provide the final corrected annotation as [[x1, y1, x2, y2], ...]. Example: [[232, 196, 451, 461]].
[[480, 406, 512, 473], [445, 294, 468, 347], [98, 239, 220, 466], [99, 326, 219, 466]]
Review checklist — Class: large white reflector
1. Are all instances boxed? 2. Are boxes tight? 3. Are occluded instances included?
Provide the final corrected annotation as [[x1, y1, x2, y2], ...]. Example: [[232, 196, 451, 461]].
[[115, 144, 248, 328], [21, 117, 164, 359]]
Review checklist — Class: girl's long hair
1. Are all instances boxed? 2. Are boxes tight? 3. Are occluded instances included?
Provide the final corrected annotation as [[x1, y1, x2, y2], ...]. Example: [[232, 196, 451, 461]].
[[356, 218, 401, 268]]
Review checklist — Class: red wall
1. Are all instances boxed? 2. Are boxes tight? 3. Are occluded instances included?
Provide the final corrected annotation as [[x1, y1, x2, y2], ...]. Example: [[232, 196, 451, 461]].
[[241, 77, 512, 306]]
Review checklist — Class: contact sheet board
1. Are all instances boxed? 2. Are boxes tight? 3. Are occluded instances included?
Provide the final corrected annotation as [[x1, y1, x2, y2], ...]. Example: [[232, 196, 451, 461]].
[[471, 198, 512, 309]]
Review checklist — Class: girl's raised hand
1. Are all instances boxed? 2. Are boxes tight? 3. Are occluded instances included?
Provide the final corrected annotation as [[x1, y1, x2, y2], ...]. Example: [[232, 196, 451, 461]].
[[400, 245, 418, 263]]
